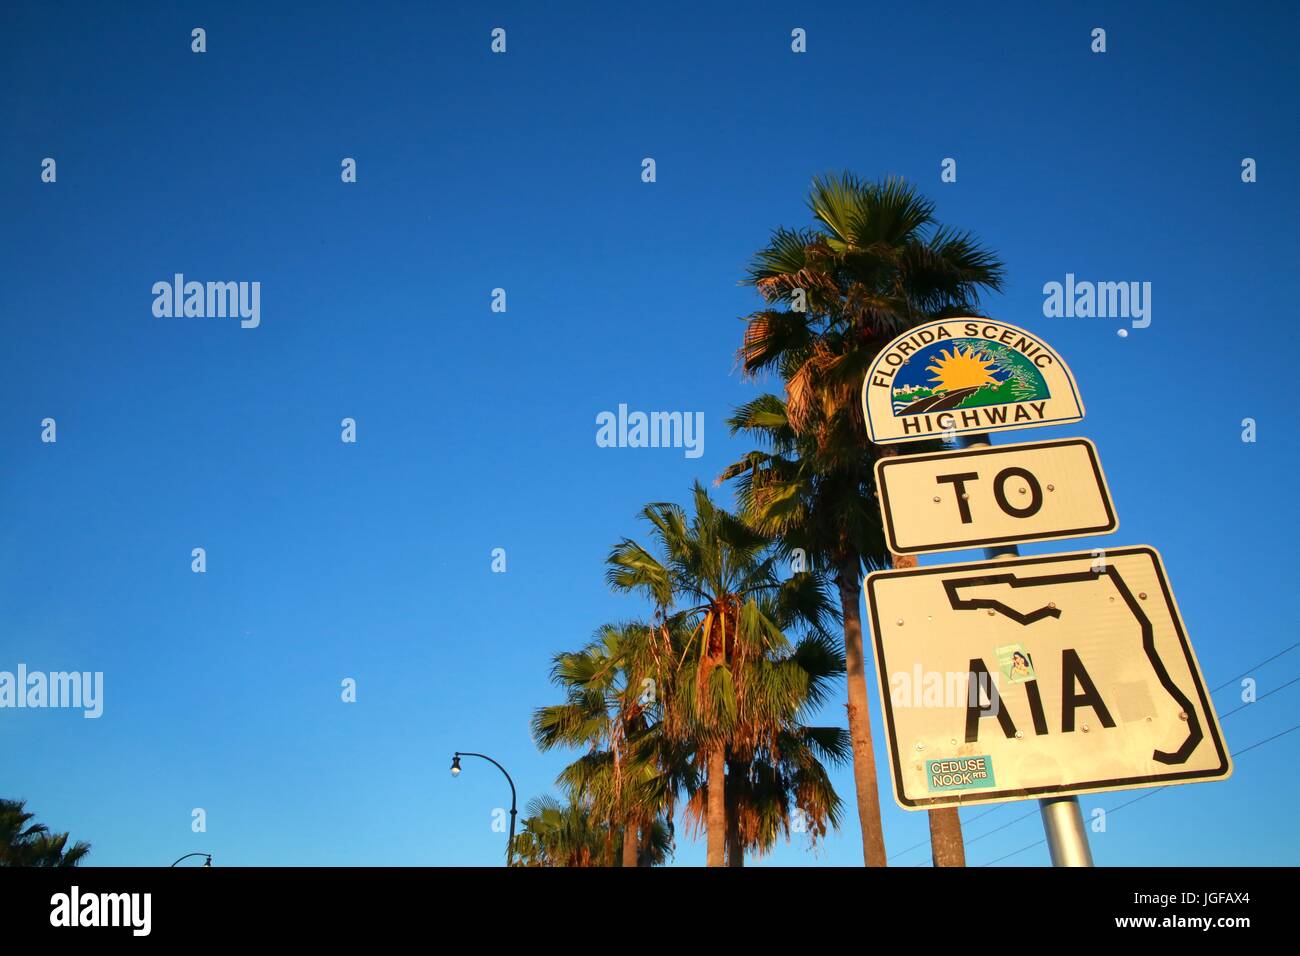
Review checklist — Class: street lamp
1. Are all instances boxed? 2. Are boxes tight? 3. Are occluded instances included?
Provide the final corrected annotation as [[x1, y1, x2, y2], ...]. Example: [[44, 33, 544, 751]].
[[450, 751, 517, 866], [169, 852, 212, 867]]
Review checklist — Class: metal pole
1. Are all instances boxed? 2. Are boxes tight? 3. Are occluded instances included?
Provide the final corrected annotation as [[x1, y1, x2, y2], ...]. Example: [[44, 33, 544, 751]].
[[169, 852, 212, 867], [1039, 796, 1095, 866], [454, 751, 518, 866], [955, 432, 1094, 867]]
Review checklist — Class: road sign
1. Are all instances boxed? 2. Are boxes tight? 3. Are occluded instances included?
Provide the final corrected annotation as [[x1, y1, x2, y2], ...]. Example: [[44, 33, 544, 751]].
[[862, 318, 1084, 444], [875, 437, 1118, 555], [865, 546, 1231, 810]]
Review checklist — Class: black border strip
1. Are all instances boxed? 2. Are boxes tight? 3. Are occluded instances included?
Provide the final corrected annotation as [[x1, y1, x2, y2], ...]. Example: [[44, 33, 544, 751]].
[[865, 546, 1231, 810], [877, 437, 1118, 555]]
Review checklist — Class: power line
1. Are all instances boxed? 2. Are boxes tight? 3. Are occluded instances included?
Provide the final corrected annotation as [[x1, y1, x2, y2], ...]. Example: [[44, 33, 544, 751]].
[[979, 836, 1044, 866], [1211, 641, 1300, 694], [886, 802, 1010, 863], [895, 805, 1041, 863], [965, 807, 1040, 846], [968, 789, 1171, 864], [975, 722, 1300, 866], [887, 837, 931, 863], [1100, 787, 1160, 814], [1229, 721, 1300, 758], [963, 805, 1006, 826], [1216, 674, 1300, 720]]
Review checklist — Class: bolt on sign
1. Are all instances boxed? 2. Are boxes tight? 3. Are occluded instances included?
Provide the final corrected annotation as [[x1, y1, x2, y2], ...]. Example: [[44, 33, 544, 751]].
[[861, 317, 1084, 444], [865, 547, 1231, 810], [875, 438, 1118, 555]]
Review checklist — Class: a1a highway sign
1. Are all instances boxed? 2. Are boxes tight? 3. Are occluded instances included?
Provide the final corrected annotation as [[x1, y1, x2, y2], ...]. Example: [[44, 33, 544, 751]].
[[866, 546, 1231, 810], [875, 437, 1118, 555]]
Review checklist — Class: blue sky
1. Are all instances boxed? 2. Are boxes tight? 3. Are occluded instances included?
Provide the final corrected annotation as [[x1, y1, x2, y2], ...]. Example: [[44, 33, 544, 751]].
[[2, 1, 1297, 867]]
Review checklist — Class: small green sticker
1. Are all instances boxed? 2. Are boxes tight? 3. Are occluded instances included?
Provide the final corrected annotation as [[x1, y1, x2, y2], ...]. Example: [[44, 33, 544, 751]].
[[997, 643, 1036, 683], [927, 756, 996, 793]]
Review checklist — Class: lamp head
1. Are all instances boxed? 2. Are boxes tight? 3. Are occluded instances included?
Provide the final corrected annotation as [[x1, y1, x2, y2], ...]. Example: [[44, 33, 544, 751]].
[[450, 754, 461, 777]]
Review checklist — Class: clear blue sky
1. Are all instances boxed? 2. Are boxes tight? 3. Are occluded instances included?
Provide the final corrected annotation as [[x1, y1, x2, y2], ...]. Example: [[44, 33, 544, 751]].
[[2, 1, 1296, 866]]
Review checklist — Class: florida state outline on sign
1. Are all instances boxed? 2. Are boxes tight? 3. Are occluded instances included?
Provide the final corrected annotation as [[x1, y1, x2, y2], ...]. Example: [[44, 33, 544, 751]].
[[862, 318, 1085, 444], [866, 546, 1231, 810]]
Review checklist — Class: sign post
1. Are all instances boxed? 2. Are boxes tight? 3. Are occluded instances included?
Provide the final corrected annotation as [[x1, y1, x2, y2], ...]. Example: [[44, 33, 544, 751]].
[[957, 432, 1094, 866]]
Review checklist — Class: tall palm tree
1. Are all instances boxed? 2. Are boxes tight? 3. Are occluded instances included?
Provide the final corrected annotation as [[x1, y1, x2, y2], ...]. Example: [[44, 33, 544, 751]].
[[0, 799, 90, 867], [729, 174, 1004, 866], [721, 396, 896, 864], [606, 482, 838, 866]]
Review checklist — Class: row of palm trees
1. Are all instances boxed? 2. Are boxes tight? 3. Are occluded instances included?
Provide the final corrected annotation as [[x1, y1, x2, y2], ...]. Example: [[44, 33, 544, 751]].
[[514, 173, 1004, 866]]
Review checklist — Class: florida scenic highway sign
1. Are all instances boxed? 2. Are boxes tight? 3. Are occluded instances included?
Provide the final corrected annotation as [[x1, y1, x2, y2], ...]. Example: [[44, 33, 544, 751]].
[[862, 318, 1085, 444], [875, 438, 1118, 555], [865, 547, 1231, 810]]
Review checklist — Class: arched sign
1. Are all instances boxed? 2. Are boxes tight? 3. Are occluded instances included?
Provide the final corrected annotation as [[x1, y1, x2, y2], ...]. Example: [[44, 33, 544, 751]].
[[862, 318, 1084, 444]]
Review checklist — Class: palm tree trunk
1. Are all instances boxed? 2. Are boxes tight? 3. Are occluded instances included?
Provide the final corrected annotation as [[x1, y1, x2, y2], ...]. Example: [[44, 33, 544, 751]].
[[637, 821, 652, 867], [725, 758, 745, 866], [725, 803, 744, 866], [621, 822, 639, 867], [839, 563, 888, 866], [726, 825, 744, 866], [901, 540, 965, 867], [879, 449, 968, 868], [706, 747, 727, 867], [928, 807, 966, 866]]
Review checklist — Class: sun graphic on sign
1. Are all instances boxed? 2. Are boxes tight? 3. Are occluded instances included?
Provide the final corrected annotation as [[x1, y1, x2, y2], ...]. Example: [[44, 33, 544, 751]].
[[926, 345, 1000, 394]]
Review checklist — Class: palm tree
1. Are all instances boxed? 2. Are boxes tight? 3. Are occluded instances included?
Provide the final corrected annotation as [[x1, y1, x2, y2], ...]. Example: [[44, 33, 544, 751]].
[[721, 396, 896, 864], [510, 795, 609, 867], [729, 174, 1004, 866], [606, 481, 839, 866], [510, 795, 673, 867], [532, 623, 682, 866], [0, 799, 90, 867]]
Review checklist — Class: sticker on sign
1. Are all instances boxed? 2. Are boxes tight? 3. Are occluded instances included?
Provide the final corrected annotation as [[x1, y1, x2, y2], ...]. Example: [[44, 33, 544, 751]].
[[875, 437, 1118, 555], [861, 318, 1084, 443], [866, 546, 1230, 810]]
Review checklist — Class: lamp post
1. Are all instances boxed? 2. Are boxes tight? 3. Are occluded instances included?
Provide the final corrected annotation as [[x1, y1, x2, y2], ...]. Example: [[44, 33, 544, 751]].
[[451, 751, 517, 866], [169, 852, 212, 867]]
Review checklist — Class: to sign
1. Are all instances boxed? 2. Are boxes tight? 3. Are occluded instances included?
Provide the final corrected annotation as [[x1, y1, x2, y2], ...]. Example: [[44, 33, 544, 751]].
[[866, 547, 1231, 810], [875, 438, 1118, 555], [862, 318, 1085, 444]]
